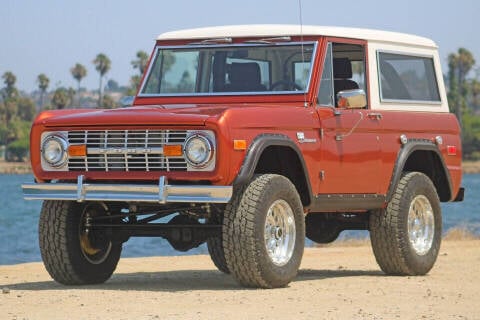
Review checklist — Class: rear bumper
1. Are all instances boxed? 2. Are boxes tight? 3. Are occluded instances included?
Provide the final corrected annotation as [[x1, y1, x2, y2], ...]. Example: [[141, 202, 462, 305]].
[[22, 175, 233, 204]]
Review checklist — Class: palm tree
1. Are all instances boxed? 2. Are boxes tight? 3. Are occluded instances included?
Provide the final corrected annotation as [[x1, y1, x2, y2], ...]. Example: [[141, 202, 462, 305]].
[[51, 88, 70, 110], [93, 53, 111, 107], [37, 73, 50, 111], [70, 63, 87, 106], [470, 79, 480, 109], [1, 71, 18, 100], [131, 50, 149, 75], [448, 48, 475, 126]]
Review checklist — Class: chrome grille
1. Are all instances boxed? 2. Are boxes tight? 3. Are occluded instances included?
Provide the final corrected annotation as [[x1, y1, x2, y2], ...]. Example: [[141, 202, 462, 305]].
[[67, 130, 188, 172]]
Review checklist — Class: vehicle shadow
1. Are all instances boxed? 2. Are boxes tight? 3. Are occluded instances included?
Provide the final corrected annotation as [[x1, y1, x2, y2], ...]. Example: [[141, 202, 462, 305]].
[[6, 268, 384, 292], [297, 268, 384, 281]]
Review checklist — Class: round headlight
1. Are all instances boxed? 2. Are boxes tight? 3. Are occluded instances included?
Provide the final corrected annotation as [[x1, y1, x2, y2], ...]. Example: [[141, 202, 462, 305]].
[[184, 134, 212, 167], [41, 135, 68, 167]]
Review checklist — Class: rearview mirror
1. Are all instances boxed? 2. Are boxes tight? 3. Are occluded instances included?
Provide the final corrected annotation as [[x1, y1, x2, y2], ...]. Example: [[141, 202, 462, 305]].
[[336, 89, 367, 109]]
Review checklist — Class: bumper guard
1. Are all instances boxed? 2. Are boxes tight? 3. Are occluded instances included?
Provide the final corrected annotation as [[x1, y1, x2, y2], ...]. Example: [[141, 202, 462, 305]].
[[22, 175, 233, 204]]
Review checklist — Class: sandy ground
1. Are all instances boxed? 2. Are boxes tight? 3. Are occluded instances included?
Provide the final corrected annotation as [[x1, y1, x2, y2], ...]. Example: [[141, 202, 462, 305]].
[[0, 240, 479, 320]]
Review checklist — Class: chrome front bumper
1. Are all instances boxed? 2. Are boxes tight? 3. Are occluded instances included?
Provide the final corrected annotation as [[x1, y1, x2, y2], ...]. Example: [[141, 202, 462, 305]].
[[22, 175, 233, 204]]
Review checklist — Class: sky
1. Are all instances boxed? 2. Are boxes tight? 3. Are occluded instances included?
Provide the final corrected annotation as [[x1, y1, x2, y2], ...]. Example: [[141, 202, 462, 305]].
[[2, 0, 479, 93]]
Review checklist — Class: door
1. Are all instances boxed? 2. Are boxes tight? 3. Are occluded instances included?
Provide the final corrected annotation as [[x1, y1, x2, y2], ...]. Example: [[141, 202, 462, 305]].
[[315, 41, 382, 195]]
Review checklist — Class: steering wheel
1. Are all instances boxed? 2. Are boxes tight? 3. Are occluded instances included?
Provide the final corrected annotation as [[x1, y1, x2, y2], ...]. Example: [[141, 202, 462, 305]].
[[270, 80, 303, 91]]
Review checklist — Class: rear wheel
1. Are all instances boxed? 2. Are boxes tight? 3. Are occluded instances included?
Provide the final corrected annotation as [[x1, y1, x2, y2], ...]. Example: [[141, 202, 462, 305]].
[[370, 172, 442, 275], [39, 200, 122, 285], [305, 213, 341, 244], [223, 174, 305, 288]]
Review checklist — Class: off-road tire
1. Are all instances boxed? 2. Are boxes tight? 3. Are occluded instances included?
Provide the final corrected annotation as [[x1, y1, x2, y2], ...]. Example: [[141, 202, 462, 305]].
[[39, 200, 122, 285], [207, 237, 229, 274], [207, 208, 229, 274], [223, 174, 305, 288], [305, 214, 341, 244], [370, 172, 442, 275]]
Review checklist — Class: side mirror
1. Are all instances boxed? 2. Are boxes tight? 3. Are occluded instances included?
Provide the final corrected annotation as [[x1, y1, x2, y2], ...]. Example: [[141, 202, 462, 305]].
[[120, 96, 135, 107], [336, 89, 367, 109]]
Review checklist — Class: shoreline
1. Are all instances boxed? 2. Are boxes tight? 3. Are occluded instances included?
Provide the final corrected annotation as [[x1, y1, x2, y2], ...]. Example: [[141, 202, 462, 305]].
[[2, 160, 480, 174], [0, 160, 31, 174], [1, 239, 479, 319]]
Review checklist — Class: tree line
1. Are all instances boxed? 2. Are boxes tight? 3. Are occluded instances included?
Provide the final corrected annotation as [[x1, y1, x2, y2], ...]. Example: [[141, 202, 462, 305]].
[[0, 50, 148, 160], [1, 48, 480, 161]]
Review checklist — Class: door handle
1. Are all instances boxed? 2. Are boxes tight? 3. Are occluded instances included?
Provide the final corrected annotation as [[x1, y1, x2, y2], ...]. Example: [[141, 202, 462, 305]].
[[367, 113, 383, 120]]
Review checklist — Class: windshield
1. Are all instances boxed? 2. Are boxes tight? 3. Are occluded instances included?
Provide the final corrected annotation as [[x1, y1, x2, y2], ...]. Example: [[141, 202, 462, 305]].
[[139, 42, 316, 96]]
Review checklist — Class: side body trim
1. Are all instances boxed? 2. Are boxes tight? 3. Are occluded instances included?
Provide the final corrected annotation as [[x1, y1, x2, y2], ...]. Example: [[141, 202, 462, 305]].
[[309, 194, 386, 212]]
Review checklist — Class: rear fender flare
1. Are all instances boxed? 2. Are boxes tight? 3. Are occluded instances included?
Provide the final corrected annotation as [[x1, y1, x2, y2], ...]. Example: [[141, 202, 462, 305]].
[[387, 140, 452, 202]]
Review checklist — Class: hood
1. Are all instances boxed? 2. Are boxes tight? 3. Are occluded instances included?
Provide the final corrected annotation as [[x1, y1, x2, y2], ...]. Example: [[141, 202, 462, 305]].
[[35, 105, 231, 127]]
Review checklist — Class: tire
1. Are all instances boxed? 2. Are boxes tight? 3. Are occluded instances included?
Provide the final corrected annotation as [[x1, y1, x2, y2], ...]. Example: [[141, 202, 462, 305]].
[[207, 208, 229, 274], [305, 214, 341, 244], [370, 172, 442, 275], [223, 174, 305, 288], [207, 237, 229, 274], [39, 200, 122, 285]]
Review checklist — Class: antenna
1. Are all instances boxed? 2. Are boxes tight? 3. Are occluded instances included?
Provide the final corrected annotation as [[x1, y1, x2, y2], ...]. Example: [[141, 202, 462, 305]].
[[298, 0, 308, 107]]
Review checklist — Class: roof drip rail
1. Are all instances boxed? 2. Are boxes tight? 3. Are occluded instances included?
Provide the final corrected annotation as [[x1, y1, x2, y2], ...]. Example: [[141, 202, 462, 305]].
[[188, 37, 233, 45], [244, 36, 292, 44]]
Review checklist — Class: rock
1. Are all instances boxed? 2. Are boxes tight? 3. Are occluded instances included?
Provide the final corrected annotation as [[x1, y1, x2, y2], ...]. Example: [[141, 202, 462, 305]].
[[2, 287, 10, 294]]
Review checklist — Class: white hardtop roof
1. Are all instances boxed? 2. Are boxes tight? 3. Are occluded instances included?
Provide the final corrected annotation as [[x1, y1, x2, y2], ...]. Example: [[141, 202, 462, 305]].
[[157, 25, 437, 48]]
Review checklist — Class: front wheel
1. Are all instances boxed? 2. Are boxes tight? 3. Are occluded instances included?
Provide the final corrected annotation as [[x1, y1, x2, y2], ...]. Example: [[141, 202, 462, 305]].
[[370, 172, 442, 275], [39, 201, 122, 285], [223, 174, 305, 288]]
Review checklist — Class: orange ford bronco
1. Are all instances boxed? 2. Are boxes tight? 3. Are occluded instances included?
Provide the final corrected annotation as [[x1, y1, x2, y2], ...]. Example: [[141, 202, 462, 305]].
[[23, 25, 464, 288]]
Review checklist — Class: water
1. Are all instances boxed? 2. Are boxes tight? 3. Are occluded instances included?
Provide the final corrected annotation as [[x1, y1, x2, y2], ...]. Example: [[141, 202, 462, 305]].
[[0, 174, 478, 265]]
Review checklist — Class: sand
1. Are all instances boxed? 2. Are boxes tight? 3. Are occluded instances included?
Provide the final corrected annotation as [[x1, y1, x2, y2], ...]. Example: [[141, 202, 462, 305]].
[[1, 240, 479, 320]]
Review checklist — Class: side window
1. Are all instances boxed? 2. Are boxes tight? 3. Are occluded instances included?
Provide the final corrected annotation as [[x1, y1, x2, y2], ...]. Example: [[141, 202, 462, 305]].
[[378, 52, 440, 102], [317, 43, 334, 106], [318, 42, 367, 107]]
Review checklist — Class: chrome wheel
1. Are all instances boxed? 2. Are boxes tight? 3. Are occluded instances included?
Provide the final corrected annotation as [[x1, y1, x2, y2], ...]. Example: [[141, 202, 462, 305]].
[[79, 204, 113, 265], [408, 195, 435, 256], [264, 199, 296, 266]]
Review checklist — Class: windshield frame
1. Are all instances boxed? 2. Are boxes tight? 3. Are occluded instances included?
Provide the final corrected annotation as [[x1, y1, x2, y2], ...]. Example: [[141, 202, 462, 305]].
[[137, 41, 318, 98]]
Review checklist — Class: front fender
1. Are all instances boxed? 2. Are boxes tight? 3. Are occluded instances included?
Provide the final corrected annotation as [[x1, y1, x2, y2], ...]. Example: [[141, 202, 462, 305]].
[[233, 134, 313, 199]]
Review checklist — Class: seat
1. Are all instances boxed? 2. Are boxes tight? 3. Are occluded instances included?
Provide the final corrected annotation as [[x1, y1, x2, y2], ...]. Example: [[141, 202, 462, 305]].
[[224, 62, 267, 92], [333, 58, 359, 95]]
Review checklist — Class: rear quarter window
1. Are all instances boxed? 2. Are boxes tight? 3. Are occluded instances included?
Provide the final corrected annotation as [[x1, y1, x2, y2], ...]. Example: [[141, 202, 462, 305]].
[[377, 52, 440, 103]]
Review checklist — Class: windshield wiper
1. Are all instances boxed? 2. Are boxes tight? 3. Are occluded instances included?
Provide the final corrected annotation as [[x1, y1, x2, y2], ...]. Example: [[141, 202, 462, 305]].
[[244, 36, 292, 44], [189, 37, 233, 45]]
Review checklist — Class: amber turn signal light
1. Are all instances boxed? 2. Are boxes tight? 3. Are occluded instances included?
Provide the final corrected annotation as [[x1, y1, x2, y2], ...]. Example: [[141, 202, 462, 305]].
[[234, 140, 247, 150], [68, 145, 87, 157], [163, 145, 183, 157]]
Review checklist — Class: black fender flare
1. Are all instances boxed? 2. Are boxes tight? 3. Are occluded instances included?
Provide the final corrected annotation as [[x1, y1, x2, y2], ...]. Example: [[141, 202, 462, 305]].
[[233, 134, 313, 204], [386, 140, 453, 202]]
